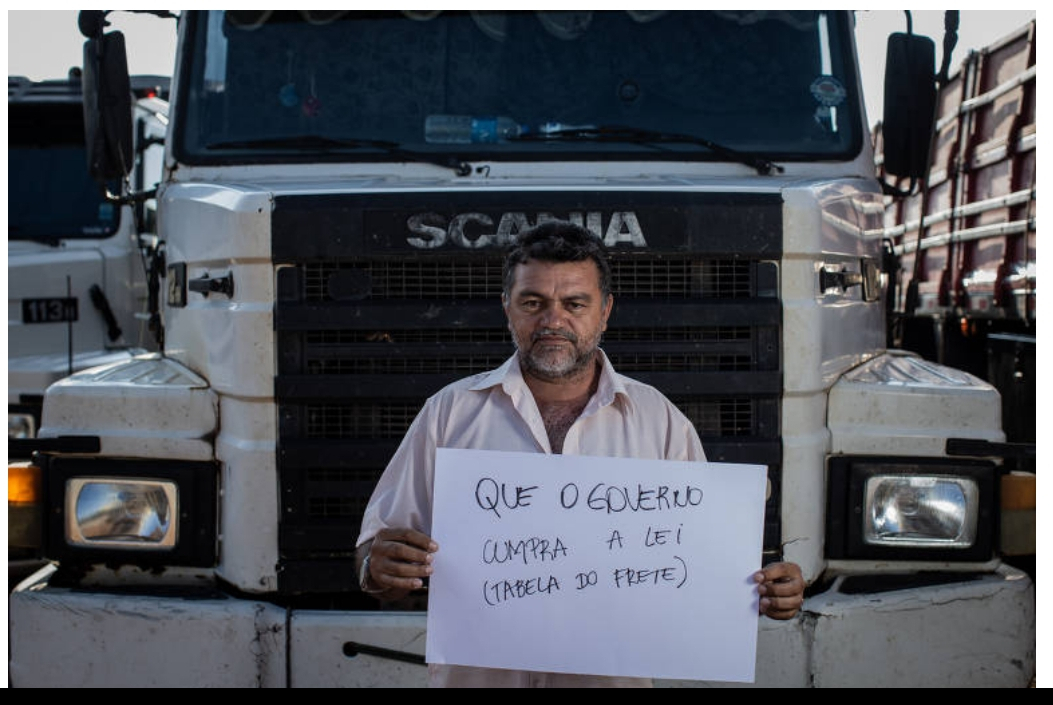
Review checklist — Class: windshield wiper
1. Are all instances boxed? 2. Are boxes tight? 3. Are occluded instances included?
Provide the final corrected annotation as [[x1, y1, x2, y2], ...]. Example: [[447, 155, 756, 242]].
[[512, 125, 784, 176], [204, 135, 472, 176]]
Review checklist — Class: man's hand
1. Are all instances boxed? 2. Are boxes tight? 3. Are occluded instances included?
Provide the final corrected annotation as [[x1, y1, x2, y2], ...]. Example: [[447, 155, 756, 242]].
[[754, 561, 805, 620], [357, 527, 438, 600]]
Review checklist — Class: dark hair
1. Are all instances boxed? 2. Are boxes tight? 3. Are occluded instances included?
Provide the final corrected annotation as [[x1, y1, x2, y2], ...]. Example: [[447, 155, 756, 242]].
[[502, 221, 612, 299]]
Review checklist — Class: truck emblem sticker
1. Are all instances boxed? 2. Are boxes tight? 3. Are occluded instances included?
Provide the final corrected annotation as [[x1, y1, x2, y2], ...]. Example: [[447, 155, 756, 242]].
[[406, 211, 648, 249], [810, 75, 847, 107]]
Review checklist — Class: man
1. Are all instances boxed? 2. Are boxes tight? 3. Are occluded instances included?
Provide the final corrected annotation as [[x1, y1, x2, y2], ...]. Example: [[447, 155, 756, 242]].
[[355, 220, 805, 687]]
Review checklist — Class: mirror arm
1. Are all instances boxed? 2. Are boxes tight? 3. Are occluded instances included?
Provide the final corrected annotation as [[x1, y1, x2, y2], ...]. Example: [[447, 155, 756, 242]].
[[937, 11, 960, 86], [98, 184, 157, 207], [880, 177, 918, 199]]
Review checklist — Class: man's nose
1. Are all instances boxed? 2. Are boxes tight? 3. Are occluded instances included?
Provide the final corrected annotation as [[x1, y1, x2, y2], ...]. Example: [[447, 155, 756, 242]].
[[538, 305, 567, 327]]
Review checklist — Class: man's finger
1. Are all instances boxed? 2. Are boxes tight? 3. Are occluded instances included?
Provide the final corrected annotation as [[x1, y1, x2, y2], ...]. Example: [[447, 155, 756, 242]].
[[375, 527, 439, 552]]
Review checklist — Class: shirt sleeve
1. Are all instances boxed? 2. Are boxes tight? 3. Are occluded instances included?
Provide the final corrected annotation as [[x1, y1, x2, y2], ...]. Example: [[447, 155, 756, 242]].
[[356, 396, 439, 547], [672, 402, 708, 463]]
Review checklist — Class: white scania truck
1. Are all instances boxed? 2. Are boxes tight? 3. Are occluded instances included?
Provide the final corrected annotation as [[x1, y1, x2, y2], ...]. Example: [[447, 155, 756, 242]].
[[8, 11, 1035, 687]]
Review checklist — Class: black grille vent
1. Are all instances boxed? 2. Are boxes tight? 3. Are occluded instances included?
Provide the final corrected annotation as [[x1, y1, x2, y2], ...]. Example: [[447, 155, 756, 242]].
[[306, 403, 427, 438], [669, 397, 758, 436], [306, 329, 511, 344], [300, 326, 753, 375], [306, 354, 511, 376], [308, 496, 362, 519], [302, 258, 754, 301], [305, 261, 503, 300], [300, 396, 758, 444]]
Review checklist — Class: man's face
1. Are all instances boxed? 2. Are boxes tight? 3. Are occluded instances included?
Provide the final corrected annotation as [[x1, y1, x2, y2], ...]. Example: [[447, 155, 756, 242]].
[[503, 258, 613, 382]]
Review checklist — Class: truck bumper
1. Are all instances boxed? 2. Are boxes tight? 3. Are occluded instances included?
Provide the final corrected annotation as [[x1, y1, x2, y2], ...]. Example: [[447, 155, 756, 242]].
[[9, 564, 1034, 688]]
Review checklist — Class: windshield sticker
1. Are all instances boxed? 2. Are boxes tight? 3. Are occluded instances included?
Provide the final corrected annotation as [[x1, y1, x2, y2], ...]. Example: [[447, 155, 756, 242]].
[[280, 51, 299, 108], [810, 75, 846, 107]]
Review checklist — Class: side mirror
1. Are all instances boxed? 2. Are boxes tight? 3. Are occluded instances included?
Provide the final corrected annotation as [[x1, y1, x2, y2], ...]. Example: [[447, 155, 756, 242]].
[[881, 32, 937, 180], [80, 12, 134, 183]]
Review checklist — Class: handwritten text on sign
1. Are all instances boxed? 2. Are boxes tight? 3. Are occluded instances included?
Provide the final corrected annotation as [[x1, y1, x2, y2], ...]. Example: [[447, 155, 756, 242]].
[[425, 448, 767, 682]]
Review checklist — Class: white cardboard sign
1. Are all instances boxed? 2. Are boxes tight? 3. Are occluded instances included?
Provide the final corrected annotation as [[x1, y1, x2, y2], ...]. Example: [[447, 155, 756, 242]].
[[425, 448, 767, 682]]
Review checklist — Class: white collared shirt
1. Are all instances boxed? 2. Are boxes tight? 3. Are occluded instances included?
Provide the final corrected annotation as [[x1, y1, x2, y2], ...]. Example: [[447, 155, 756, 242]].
[[357, 350, 707, 687], [359, 349, 706, 547]]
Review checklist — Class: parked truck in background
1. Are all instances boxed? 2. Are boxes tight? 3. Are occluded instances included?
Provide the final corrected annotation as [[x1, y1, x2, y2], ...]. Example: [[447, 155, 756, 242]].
[[7, 72, 169, 442], [8, 11, 1035, 687], [7, 70, 169, 583], [873, 18, 1037, 574]]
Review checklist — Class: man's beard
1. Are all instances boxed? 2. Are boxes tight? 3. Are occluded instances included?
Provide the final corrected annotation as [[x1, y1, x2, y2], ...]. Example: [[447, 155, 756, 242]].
[[512, 326, 602, 382]]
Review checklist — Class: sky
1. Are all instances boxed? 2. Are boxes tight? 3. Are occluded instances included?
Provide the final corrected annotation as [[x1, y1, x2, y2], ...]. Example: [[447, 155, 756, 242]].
[[4, 9, 1040, 130]]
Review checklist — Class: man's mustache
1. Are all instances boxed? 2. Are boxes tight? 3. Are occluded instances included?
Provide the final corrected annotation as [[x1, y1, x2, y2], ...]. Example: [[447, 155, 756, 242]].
[[532, 328, 577, 344]]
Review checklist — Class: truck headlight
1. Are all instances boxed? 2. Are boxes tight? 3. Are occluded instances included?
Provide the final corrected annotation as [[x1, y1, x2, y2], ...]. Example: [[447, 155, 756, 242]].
[[41, 456, 218, 569], [864, 474, 978, 547], [66, 478, 178, 549], [826, 456, 996, 561]]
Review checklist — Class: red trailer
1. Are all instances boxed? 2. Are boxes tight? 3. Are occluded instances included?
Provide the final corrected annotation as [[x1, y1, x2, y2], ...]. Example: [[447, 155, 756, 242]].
[[876, 19, 1036, 445]]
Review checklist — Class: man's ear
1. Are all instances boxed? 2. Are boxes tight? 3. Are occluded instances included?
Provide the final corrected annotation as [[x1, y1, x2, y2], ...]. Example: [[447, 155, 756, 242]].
[[602, 294, 614, 329]]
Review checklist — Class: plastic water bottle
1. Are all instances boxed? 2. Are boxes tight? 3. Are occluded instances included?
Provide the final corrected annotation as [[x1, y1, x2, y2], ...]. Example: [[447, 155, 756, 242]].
[[537, 122, 595, 134], [425, 114, 524, 143]]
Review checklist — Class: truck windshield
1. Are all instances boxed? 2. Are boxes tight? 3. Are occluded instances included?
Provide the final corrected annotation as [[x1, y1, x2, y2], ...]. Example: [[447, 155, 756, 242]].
[[175, 10, 862, 165], [8, 102, 119, 241]]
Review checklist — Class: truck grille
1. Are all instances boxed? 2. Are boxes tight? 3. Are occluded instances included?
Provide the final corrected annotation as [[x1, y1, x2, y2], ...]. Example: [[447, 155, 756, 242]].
[[303, 258, 755, 300], [273, 193, 783, 594]]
